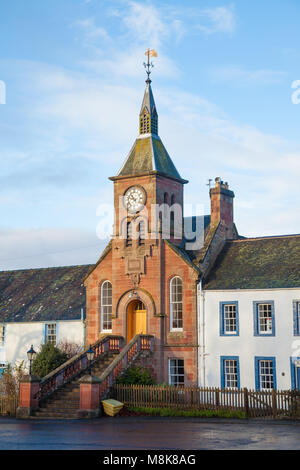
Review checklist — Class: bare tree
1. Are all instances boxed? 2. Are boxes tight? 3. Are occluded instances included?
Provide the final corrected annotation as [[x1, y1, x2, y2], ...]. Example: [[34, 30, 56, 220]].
[[57, 339, 83, 359]]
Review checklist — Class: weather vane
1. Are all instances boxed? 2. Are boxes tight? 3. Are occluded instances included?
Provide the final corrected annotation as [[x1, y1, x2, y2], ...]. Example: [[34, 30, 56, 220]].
[[206, 179, 213, 189], [143, 49, 158, 82]]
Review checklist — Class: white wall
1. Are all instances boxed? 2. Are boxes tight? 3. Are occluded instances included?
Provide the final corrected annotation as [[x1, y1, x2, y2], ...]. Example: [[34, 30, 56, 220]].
[[3, 320, 84, 371], [200, 288, 300, 390]]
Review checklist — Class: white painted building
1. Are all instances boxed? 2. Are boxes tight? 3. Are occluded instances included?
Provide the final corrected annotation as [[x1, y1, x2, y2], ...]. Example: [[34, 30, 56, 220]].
[[0, 319, 85, 373], [198, 235, 300, 391], [0, 264, 91, 375]]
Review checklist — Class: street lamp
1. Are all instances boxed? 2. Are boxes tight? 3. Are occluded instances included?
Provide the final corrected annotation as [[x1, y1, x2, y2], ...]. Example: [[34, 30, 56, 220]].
[[27, 345, 36, 375], [86, 345, 95, 374]]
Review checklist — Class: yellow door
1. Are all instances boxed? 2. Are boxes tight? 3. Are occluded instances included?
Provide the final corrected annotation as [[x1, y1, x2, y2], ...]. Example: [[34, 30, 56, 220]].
[[127, 300, 146, 342]]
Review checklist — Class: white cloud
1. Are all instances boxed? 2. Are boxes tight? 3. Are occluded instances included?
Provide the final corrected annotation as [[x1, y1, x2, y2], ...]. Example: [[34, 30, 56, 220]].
[[211, 66, 286, 84], [197, 4, 236, 35], [2, 1, 300, 271], [0, 228, 108, 270], [122, 1, 169, 48], [74, 17, 110, 43], [13, 58, 300, 240]]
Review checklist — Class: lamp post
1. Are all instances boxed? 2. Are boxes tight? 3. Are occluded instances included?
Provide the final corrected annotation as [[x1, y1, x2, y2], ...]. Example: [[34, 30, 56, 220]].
[[27, 345, 36, 376], [86, 345, 95, 375]]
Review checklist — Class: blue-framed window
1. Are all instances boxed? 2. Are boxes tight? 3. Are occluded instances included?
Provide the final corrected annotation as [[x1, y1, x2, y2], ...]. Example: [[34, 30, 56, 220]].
[[253, 301, 275, 336], [220, 302, 239, 336], [290, 357, 300, 390], [293, 301, 300, 336], [220, 356, 240, 389], [255, 357, 276, 390]]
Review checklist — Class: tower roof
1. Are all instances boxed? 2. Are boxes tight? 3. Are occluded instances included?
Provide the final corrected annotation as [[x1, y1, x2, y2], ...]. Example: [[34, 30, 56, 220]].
[[115, 133, 187, 183], [111, 75, 187, 183], [140, 79, 157, 116]]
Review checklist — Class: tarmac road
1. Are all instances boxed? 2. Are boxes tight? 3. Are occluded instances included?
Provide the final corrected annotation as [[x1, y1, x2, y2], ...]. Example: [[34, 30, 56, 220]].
[[0, 417, 299, 450]]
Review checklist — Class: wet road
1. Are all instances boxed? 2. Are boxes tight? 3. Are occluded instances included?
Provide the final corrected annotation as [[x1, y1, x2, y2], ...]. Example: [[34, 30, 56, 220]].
[[0, 417, 299, 450]]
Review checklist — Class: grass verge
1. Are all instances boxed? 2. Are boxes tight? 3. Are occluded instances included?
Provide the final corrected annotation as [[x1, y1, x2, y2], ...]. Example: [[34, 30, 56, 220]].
[[127, 406, 247, 419]]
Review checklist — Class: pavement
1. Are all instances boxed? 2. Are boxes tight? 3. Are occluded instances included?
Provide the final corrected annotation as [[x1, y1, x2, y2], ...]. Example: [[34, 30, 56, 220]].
[[0, 416, 299, 450]]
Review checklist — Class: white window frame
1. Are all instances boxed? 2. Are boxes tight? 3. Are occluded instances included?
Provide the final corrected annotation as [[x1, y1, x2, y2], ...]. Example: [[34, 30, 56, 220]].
[[168, 358, 184, 386], [0, 325, 5, 347], [259, 359, 274, 391], [101, 280, 112, 332], [295, 301, 300, 335], [45, 323, 57, 345], [224, 304, 237, 334], [170, 276, 183, 331], [258, 303, 273, 335], [224, 359, 238, 389]]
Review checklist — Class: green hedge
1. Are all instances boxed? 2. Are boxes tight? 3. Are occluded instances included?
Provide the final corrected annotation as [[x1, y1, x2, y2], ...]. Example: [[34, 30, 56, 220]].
[[128, 406, 247, 419]]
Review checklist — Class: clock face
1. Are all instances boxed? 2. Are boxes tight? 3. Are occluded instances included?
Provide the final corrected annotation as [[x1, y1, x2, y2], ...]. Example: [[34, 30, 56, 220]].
[[124, 186, 146, 213]]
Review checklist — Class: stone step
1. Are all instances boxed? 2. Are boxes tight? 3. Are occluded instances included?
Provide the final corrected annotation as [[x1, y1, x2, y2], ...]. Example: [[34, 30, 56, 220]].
[[38, 406, 79, 413], [34, 411, 78, 419], [40, 401, 79, 410], [35, 351, 120, 418]]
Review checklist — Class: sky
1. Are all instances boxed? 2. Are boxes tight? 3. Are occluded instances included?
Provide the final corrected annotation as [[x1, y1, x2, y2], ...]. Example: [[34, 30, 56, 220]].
[[1, 0, 300, 270]]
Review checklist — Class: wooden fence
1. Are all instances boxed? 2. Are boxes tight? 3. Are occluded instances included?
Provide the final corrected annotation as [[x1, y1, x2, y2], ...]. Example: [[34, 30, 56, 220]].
[[112, 384, 300, 419], [0, 395, 18, 416]]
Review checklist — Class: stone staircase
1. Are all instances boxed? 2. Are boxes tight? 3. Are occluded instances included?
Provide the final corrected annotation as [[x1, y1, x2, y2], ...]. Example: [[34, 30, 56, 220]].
[[20, 334, 154, 419], [33, 352, 117, 419]]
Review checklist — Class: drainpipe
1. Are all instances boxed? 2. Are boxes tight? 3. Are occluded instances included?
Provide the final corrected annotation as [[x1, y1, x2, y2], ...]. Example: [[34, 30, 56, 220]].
[[81, 308, 86, 348], [197, 278, 206, 387]]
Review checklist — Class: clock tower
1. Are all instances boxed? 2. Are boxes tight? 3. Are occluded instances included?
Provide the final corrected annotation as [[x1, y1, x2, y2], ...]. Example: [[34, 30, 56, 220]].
[[110, 74, 188, 245], [85, 58, 199, 386]]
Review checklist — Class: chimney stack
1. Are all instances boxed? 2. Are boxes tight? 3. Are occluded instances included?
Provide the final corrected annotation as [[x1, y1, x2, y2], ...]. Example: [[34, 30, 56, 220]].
[[210, 177, 235, 233]]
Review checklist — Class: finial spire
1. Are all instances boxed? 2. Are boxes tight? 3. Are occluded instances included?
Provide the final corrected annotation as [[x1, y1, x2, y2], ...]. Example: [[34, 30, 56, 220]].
[[143, 49, 158, 83]]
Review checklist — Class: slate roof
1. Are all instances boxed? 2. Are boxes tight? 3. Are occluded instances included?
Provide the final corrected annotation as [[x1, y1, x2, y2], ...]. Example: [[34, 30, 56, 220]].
[[140, 81, 157, 116], [0, 265, 92, 322], [203, 235, 300, 290], [116, 134, 187, 182]]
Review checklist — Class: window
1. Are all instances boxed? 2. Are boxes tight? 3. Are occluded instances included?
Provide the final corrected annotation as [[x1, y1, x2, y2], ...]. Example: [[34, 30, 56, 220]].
[[220, 302, 239, 336], [126, 221, 132, 247], [101, 281, 112, 331], [293, 301, 300, 336], [163, 193, 169, 218], [170, 195, 175, 229], [255, 357, 276, 391], [170, 277, 183, 330], [138, 220, 146, 246], [253, 301, 275, 336], [169, 358, 184, 386], [45, 324, 56, 345], [0, 325, 5, 347], [221, 357, 240, 389], [290, 357, 300, 390]]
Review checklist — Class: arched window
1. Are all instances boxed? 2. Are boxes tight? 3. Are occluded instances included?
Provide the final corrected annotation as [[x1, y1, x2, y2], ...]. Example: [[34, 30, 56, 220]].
[[126, 221, 132, 246], [170, 276, 183, 330], [170, 195, 175, 231], [101, 281, 112, 331], [163, 192, 169, 219], [138, 220, 146, 245]]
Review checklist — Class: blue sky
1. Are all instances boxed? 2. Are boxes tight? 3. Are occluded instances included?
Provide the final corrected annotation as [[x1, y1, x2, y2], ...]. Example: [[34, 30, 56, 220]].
[[1, 0, 300, 269]]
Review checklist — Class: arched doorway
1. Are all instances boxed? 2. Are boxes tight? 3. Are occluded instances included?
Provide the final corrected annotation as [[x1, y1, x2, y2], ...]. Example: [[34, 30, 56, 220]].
[[127, 300, 147, 342]]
